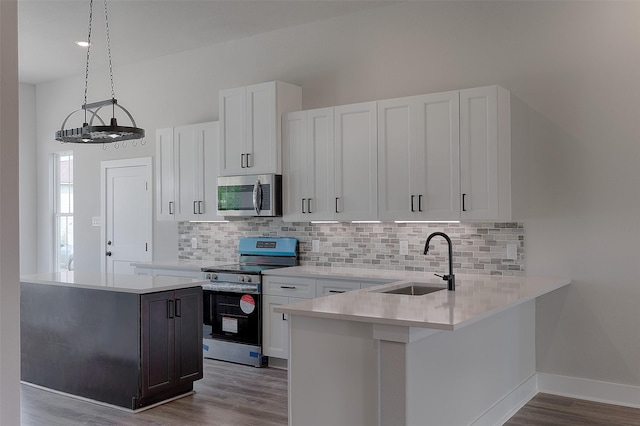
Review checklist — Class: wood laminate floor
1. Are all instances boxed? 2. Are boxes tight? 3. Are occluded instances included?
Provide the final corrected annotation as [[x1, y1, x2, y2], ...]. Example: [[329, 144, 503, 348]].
[[506, 393, 640, 426], [20, 359, 640, 425], [21, 359, 288, 426]]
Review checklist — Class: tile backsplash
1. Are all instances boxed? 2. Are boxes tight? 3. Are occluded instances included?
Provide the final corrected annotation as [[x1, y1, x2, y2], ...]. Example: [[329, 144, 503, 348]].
[[178, 219, 525, 276]]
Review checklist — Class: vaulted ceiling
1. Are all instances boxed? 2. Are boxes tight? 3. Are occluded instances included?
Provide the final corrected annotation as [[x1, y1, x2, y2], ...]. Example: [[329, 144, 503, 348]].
[[18, 0, 395, 84]]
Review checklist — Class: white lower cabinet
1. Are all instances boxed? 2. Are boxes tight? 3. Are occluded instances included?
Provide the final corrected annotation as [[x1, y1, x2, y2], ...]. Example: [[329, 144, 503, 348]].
[[263, 294, 305, 360], [262, 274, 391, 361]]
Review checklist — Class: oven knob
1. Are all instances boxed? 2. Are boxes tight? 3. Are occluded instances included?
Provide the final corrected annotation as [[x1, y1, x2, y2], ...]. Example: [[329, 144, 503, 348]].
[[245, 276, 252, 283], [205, 273, 212, 280], [211, 273, 218, 280], [238, 276, 245, 282]]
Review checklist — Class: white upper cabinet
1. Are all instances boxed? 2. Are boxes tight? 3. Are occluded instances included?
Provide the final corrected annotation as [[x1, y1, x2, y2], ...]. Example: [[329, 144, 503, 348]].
[[460, 86, 519, 221], [282, 108, 334, 221], [334, 102, 378, 221], [156, 121, 223, 222], [156, 128, 175, 221], [219, 81, 302, 177], [378, 91, 460, 221], [281, 84, 526, 222]]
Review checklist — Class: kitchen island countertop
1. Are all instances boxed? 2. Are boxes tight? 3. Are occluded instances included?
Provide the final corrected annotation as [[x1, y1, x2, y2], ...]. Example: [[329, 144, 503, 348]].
[[20, 271, 207, 294]]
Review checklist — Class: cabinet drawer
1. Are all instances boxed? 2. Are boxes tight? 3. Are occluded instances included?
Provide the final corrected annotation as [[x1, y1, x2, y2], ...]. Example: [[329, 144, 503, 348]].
[[264, 276, 315, 298], [316, 279, 361, 297]]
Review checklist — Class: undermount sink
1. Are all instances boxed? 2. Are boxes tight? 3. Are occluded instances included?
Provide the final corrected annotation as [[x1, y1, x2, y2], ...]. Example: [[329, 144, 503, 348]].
[[379, 283, 446, 296]]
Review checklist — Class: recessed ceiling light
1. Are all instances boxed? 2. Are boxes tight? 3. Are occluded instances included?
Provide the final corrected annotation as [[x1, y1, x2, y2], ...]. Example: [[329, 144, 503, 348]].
[[75, 41, 90, 47]]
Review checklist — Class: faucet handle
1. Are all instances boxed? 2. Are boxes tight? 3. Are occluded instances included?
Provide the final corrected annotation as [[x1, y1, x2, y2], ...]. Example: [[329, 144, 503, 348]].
[[434, 273, 446, 280]]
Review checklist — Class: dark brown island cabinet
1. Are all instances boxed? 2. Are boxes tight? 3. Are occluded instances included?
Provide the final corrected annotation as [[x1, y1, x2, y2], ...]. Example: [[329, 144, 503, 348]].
[[20, 273, 204, 410]]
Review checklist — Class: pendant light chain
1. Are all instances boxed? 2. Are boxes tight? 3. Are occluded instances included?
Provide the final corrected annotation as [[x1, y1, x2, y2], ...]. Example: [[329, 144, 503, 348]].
[[83, 0, 94, 124], [54, 0, 144, 145], [103, 0, 116, 101]]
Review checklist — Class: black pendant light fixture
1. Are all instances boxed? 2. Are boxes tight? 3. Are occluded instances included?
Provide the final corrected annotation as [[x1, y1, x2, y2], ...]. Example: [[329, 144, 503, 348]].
[[55, 0, 144, 145]]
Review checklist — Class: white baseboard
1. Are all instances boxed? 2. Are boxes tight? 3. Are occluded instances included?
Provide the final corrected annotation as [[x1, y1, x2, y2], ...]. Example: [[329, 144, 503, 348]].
[[538, 372, 640, 409], [472, 375, 538, 426]]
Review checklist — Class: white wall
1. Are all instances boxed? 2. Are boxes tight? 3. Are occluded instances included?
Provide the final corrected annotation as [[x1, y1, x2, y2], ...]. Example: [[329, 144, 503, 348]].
[[32, 2, 640, 390], [20, 83, 37, 275]]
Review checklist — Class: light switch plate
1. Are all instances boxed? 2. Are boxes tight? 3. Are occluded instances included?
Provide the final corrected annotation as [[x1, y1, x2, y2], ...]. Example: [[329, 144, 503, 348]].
[[400, 240, 409, 255], [507, 243, 517, 260], [191, 237, 198, 249], [312, 240, 320, 253]]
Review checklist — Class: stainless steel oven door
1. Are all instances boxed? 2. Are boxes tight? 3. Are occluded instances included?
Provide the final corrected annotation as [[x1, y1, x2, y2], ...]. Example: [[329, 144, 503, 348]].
[[202, 286, 262, 346]]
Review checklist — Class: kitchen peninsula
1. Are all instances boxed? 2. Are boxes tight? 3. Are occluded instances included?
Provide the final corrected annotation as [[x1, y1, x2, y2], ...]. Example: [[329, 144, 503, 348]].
[[272, 268, 570, 426], [20, 272, 204, 411]]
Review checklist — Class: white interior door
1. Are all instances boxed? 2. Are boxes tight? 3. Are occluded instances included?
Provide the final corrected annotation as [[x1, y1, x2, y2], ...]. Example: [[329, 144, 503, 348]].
[[102, 158, 152, 274]]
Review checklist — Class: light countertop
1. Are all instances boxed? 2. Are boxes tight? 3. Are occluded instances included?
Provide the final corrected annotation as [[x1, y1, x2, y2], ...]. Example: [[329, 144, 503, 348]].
[[20, 271, 207, 294], [129, 260, 225, 271], [273, 267, 570, 330]]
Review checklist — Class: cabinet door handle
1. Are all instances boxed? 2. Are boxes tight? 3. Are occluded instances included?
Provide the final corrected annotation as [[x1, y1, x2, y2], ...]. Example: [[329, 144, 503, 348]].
[[418, 195, 423, 212], [335, 197, 340, 213], [280, 285, 296, 289], [411, 195, 416, 212], [175, 299, 182, 317], [462, 193, 467, 212], [329, 290, 345, 294], [199, 201, 204, 214], [301, 198, 306, 214], [193, 201, 198, 215], [308, 198, 313, 214], [168, 300, 175, 319], [246, 153, 251, 168], [169, 201, 174, 215], [241, 154, 246, 168], [282, 313, 287, 321]]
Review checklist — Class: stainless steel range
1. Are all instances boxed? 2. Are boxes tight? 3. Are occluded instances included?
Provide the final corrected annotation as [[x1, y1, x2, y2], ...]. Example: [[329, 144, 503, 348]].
[[201, 237, 298, 367]]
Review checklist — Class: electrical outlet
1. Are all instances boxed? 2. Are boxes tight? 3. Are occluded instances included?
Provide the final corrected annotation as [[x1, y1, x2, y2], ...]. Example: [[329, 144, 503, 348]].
[[400, 240, 409, 255], [312, 240, 320, 252], [191, 237, 198, 249], [507, 243, 517, 260]]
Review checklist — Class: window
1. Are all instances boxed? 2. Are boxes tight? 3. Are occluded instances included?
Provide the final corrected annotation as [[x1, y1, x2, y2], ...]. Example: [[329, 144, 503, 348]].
[[55, 153, 74, 271]]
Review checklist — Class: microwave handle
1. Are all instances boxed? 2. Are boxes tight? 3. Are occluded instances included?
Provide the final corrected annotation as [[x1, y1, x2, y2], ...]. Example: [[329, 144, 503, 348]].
[[253, 180, 263, 215]]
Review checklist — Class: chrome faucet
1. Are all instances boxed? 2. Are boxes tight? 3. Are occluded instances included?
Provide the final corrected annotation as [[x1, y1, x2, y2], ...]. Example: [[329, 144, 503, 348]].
[[423, 232, 455, 291]]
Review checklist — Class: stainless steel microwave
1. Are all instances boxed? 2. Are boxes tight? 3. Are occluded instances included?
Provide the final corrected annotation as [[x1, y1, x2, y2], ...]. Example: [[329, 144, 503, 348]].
[[217, 174, 282, 217]]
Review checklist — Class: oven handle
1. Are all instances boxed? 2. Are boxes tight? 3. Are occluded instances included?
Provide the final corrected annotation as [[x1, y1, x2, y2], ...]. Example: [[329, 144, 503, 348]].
[[221, 313, 249, 319]]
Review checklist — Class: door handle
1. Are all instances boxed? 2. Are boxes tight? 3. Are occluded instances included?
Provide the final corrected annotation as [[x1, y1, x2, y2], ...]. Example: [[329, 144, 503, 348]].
[[245, 153, 251, 168], [307, 198, 312, 214], [198, 201, 204, 214], [418, 195, 423, 212], [193, 201, 198, 215], [335, 197, 340, 213], [301, 198, 306, 214], [462, 193, 467, 212], [175, 299, 182, 317], [241, 154, 246, 168], [168, 300, 175, 319], [282, 313, 287, 321], [105, 251, 112, 256], [169, 201, 174, 215], [411, 195, 415, 212]]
